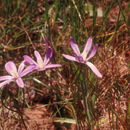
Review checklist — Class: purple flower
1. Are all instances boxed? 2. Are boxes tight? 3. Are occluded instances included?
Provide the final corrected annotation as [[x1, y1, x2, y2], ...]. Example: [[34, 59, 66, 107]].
[[0, 61, 34, 88], [23, 48, 61, 72], [62, 37, 102, 78]]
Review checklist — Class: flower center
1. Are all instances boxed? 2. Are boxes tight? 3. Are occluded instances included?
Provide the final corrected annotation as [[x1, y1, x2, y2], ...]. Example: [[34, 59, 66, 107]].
[[12, 72, 19, 78], [76, 56, 84, 63], [37, 59, 44, 69]]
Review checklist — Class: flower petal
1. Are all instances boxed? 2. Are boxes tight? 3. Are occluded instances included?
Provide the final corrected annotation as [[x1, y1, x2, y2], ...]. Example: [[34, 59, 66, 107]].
[[87, 44, 98, 60], [23, 55, 37, 65], [44, 64, 61, 70], [18, 61, 25, 74], [86, 61, 102, 78], [20, 65, 36, 77], [16, 78, 24, 88], [70, 37, 80, 56], [0, 80, 12, 88], [43, 48, 53, 65], [34, 51, 44, 64], [5, 61, 18, 77], [0, 75, 13, 81], [62, 54, 78, 62], [34, 51, 43, 60], [81, 37, 92, 59]]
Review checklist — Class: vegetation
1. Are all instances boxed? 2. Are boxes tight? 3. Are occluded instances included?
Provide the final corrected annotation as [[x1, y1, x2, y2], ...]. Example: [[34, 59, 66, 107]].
[[0, 0, 129, 129]]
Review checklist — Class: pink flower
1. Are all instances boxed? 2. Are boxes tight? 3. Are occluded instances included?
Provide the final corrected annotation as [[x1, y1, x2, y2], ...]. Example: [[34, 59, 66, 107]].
[[62, 37, 102, 78], [0, 61, 34, 88], [23, 48, 61, 71]]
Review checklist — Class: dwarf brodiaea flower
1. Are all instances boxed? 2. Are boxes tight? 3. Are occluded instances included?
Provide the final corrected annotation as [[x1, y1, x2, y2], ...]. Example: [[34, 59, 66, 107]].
[[0, 61, 34, 88], [23, 48, 61, 71], [62, 37, 102, 78]]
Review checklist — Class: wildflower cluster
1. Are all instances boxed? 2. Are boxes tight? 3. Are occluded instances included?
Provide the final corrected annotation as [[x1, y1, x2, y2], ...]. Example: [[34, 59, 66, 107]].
[[0, 37, 102, 88]]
